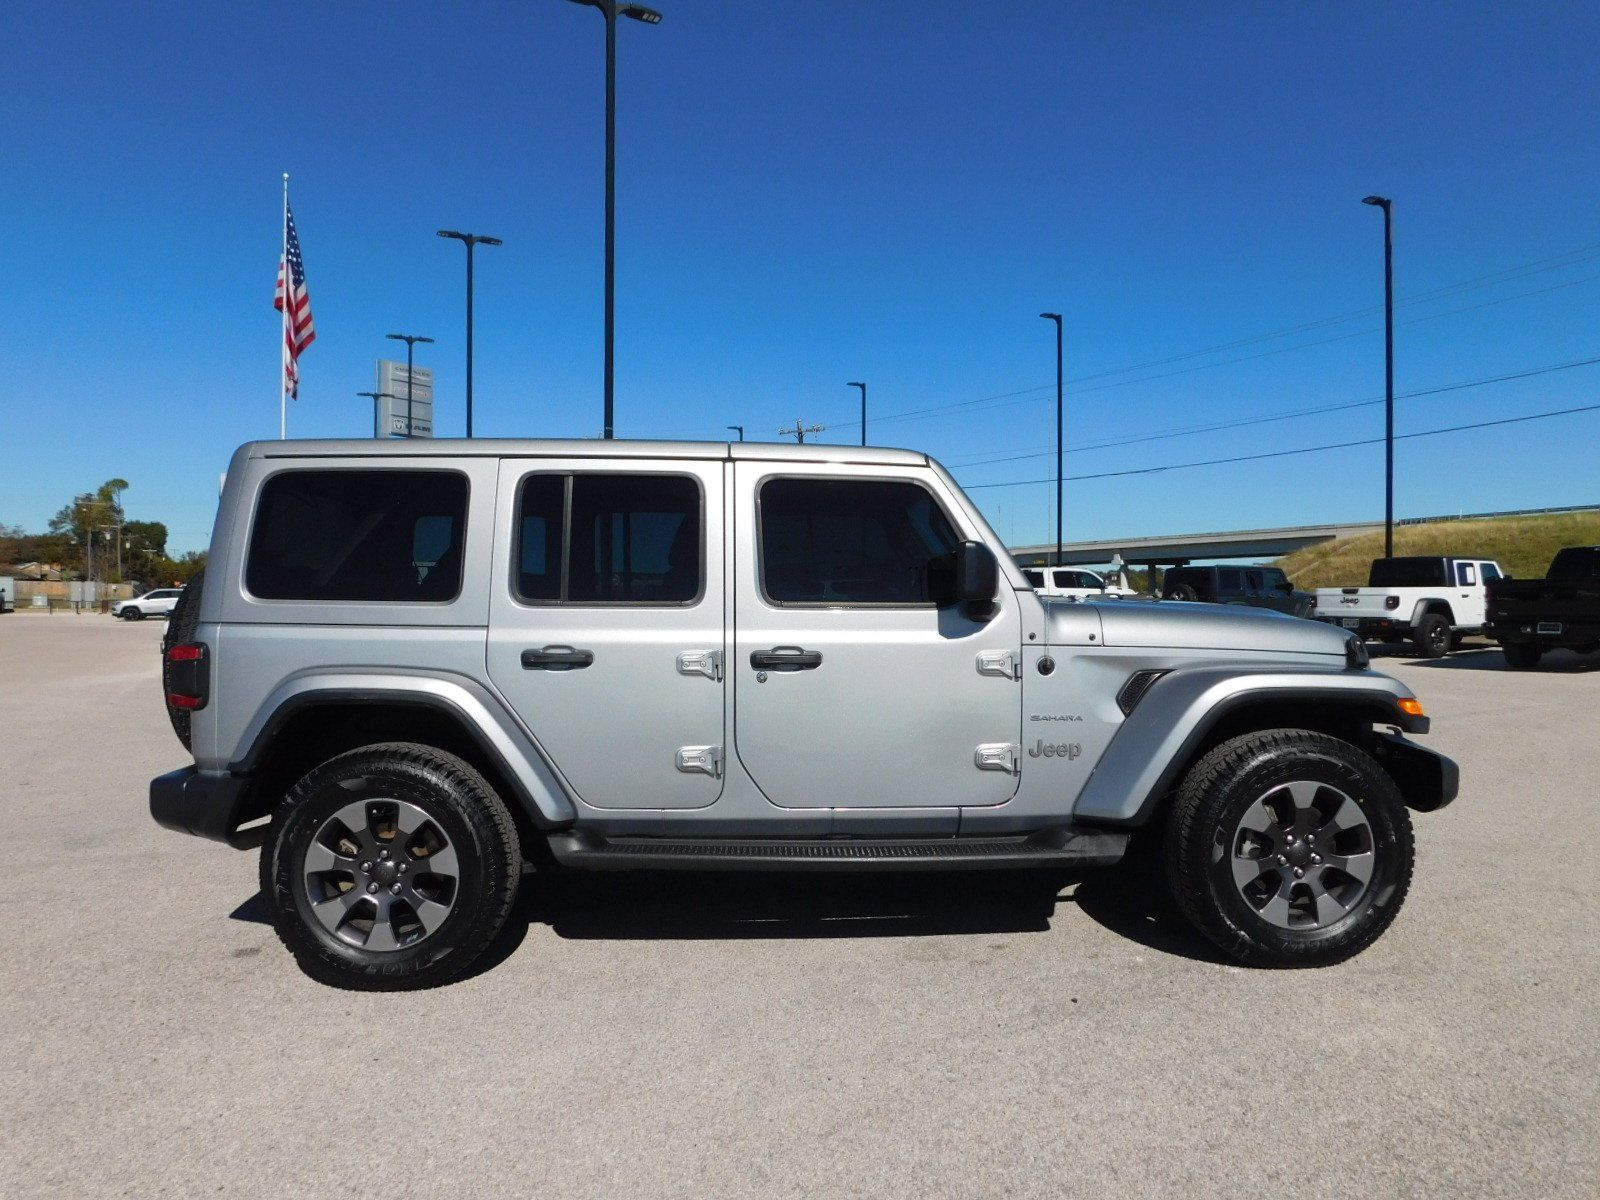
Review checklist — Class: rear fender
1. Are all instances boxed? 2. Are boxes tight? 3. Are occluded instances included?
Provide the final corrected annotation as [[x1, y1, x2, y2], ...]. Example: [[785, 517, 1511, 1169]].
[[231, 670, 577, 828]]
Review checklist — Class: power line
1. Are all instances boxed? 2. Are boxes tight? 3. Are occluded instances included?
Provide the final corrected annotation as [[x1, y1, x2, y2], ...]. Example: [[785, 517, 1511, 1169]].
[[867, 270, 1600, 429], [961, 401, 1600, 489], [949, 354, 1600, 468]]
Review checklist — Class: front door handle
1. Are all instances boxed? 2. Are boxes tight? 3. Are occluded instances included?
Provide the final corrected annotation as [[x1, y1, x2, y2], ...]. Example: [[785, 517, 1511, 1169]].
[[521, 645, 594, 671], [750, 646, 823, 671]]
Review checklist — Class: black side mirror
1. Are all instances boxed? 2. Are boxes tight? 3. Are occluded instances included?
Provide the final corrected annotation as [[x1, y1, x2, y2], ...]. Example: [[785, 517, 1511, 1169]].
[[952, 540, 998, 618]]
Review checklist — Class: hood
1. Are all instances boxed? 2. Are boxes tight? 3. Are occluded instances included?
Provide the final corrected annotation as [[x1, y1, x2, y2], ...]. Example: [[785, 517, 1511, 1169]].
[[1046, 598, 1349, 656]]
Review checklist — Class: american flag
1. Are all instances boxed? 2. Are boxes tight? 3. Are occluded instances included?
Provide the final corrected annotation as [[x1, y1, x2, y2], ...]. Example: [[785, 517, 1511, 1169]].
[[274, 202, 316, 398]]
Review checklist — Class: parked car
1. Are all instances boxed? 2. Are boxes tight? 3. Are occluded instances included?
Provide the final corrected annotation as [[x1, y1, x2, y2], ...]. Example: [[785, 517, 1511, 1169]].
[[113, 587, 185, 621], [1161, 565, 1314, 617], [1313, 556, 1502, 659], [1485, 545, 1600, 668], [150, 438, 1455, 988], [1020, 565, 1137, 601]]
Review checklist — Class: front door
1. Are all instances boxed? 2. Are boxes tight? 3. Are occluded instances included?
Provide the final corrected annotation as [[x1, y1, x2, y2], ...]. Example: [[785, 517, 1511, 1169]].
[[486, 459, 726, 810], [732, 462, 1023, 809]]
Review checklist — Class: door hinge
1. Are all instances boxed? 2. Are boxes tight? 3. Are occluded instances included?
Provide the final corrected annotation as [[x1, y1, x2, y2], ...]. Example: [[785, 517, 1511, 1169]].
[[975, 650, 1020, 680], [675, 745, 723, 778], [974, 742, 1020, 774], [676, 649, 724, 682]]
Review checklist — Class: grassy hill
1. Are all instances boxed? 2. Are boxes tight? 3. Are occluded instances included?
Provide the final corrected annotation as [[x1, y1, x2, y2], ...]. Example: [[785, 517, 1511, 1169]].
[[1275, 509, 1600, 590]]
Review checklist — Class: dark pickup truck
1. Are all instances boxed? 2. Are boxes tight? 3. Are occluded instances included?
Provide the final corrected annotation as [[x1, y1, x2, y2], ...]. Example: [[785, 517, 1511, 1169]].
[[1486, 546, 1600, 668]]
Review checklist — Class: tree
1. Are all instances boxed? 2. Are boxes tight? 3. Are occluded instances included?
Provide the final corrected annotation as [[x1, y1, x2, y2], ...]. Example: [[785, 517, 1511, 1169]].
[[47, 478, 130, 581]]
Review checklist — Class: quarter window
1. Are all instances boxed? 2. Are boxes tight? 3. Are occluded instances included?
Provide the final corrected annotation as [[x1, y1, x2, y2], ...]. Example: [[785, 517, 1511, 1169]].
[[759, 477, 961, 605], [246, 470, 468, 602], [514, 474, 701, 605]]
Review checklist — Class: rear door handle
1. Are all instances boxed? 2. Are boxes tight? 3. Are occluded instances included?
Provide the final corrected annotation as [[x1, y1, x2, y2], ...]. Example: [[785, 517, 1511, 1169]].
[[750, 646, 822, 671], [521, 645, 594, 671]]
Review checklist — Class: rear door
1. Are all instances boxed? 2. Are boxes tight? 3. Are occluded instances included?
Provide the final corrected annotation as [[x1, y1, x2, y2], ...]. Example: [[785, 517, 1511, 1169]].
[[731, 462, 1023, 809], [486, 459, 726, 810], [1454, 560, 1487, 626]]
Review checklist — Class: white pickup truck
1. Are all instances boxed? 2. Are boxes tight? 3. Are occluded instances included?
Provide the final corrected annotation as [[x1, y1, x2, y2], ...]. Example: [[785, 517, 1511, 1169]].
[[1314, 555, 1505, 658], [1021, 565, 1137, 601]]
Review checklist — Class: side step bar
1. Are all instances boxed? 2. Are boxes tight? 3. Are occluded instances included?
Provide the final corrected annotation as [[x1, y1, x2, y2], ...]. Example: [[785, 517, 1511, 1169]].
[[546, 827, 1129, 872]]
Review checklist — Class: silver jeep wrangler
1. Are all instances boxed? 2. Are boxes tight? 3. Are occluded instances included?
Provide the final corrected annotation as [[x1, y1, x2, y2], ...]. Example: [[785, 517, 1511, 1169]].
[[152, 439, 1456, 988]]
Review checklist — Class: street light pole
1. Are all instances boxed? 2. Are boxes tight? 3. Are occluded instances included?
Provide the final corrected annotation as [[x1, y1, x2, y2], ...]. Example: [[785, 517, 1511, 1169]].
[[1362, 195, 1396, 558], [386, 333, 433, 438], [848, 381, 867, 446], [725, 425, 745, 442], [1040, 313, 1064, 566], [437, 230, 503, 437], [357, 391, 395, 439], [565, 0, 663, 439]]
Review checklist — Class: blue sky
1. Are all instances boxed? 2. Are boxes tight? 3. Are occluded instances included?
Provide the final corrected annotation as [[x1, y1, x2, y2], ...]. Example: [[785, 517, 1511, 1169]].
[[2, 1, 1597, 555]]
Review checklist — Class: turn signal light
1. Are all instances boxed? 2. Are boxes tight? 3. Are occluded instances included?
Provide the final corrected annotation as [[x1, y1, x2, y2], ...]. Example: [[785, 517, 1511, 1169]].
[[1398, 697, 1425, 718]]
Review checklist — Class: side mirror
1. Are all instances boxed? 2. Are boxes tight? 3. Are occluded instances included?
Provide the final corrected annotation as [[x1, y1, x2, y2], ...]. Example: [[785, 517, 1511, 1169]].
[[950, 540, 998, 617]]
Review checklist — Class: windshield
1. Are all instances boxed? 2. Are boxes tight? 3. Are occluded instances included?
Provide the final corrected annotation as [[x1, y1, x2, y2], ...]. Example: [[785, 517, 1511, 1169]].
[[1368, 557, 1448, 587]]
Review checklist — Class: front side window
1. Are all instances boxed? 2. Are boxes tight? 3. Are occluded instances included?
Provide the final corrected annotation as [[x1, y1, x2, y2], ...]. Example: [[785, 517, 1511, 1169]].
[[1021, 569, 1045, 588], [514, 473, 701, 604], [246, 469, 467, 602], [760, 477, 961, 605], [1480, 562, 1502, 582]]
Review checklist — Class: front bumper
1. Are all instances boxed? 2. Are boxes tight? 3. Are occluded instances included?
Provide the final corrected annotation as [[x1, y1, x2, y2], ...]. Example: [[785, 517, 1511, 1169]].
[[150, 765, 259, 847], [1371, 732, 1458, 812]]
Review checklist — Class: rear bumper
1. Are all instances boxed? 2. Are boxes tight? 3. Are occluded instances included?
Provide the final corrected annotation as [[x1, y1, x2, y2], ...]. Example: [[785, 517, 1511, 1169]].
[[150, 766, 259, 847], [1487, 619, 1600, 647], [1317, 614, 1410, 637], [1371, 733, 1458, 813]]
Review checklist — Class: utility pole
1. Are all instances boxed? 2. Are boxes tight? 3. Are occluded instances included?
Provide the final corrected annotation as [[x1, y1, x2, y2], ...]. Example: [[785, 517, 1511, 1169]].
[[1363, 195, 1396, 557], [1040, 313, 1064, 566], [778, 418, 825, 444], [848, 381, 867, 445]]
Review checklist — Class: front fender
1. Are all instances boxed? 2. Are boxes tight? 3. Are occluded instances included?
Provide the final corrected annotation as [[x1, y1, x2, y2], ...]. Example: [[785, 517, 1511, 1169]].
[[230, 669, 577, 828], [1071, 665, 1426, 826]]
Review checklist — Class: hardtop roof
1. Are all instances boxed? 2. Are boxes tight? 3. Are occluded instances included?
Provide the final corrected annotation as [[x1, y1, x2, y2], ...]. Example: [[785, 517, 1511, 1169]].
[[249, 438, 929, 468]]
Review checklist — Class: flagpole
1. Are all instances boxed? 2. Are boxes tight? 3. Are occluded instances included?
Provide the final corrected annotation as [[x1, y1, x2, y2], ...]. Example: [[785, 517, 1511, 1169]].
[[280, 172, 290, 440]]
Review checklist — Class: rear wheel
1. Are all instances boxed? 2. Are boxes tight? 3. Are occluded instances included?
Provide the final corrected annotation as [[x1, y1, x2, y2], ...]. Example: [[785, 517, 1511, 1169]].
[[261, 743, 521, 990], [1412, 614, 1451, 658], [1168, 584, 1200, 602], [1164, 729, 1414, 967], [1502, 642, 1543, 670]]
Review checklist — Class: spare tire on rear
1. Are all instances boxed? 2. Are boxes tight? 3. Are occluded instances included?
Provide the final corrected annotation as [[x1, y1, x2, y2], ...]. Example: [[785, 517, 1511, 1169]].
[[160, 569, 205, 751]]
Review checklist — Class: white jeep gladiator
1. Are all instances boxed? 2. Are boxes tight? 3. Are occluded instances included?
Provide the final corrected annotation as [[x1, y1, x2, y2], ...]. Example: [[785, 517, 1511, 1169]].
[[1314, 555, 1504, 658]]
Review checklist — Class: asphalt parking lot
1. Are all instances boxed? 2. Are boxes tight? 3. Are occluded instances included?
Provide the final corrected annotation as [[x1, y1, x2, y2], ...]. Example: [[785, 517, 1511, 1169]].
[[2, 616, 1596, 1199]]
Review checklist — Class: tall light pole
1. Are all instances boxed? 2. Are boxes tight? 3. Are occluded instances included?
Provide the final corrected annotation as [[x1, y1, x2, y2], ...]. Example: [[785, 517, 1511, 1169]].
[[564, 0, 663, 439], [848, 381, 867, 446], [1363, 195, 1396, 557], [385, 333, 433, 438], [726, 424, 744, 441], [436, 230, 503, 437], [1040, 313, 1064, 566], [357, 391, 395, 439]]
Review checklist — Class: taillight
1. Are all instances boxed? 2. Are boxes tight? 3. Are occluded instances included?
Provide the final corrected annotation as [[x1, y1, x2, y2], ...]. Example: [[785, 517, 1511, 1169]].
[[1384, 596, 1400, 610], [165, 642, 209, 711]]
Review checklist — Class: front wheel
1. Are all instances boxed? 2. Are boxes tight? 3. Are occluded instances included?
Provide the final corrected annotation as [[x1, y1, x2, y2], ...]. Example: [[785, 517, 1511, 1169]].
[[122, 607, 142, 621], [261, 743, 521, 990], [1163, 729, 1414, 967]]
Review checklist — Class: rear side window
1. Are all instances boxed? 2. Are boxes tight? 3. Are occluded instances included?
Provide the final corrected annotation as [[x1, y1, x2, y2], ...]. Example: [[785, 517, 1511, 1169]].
[[514, 474, 701, 604], [247, 469, 468, 602], [1457, 563, 1477, 586], [759, 477, 960, 605], [1218, 568, 1243, 592]]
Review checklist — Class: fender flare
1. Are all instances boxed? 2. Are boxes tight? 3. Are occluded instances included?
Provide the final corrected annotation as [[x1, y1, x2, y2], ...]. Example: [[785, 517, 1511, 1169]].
[[230, 670, 577, 828], [1071, 666, 1427, 827], [1409, 598, 1455, 627]]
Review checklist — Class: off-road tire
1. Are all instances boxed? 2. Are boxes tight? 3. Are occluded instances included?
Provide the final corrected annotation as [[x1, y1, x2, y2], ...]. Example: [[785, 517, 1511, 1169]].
[[1163, 728, 1414, 968], [1168, 583, 1201, 602], [158, 570, 204, 749], [1502, 642, 1543, 670], [1412, 613, 1451, 659], [262, 743, 521, 990]]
